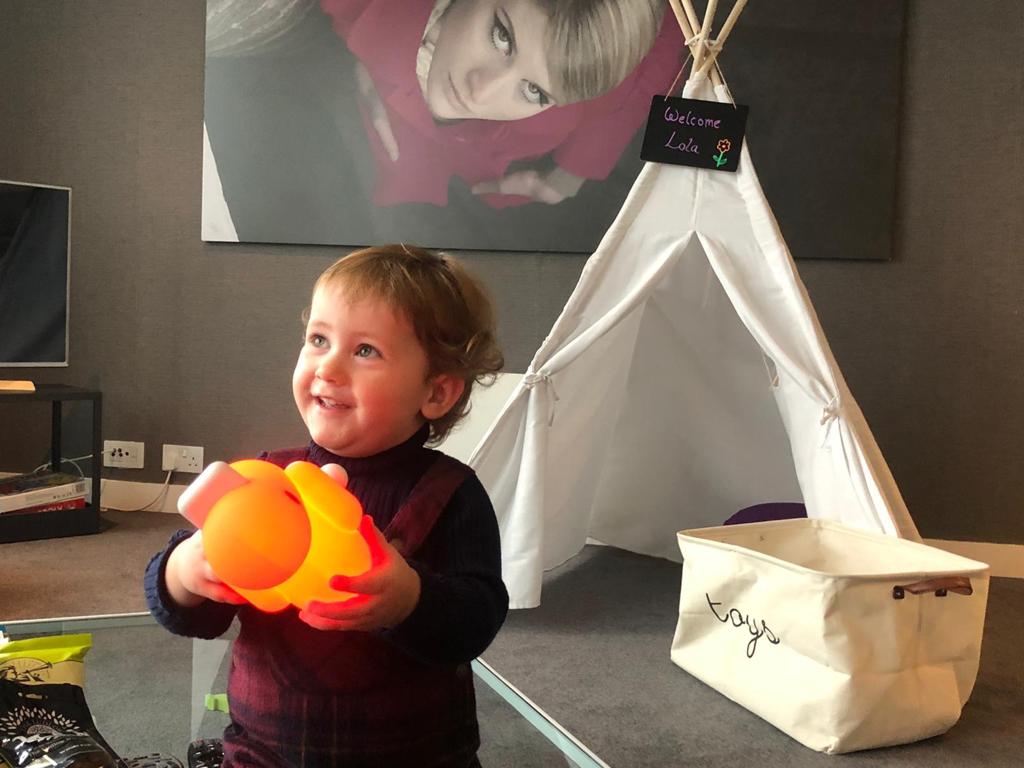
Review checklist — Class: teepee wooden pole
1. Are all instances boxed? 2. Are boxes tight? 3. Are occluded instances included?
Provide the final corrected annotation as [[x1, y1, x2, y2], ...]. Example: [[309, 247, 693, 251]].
[[677, 0, 702, 41], [690, 0, 719, 75], [696, 0, 748, 77], [668, 0, 722, 87]]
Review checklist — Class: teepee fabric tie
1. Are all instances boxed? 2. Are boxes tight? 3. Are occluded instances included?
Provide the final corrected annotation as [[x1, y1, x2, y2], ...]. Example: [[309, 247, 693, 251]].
[[820, 396, 839, 425], [523, 371, 560, 425], [820, 396, 841, 447]]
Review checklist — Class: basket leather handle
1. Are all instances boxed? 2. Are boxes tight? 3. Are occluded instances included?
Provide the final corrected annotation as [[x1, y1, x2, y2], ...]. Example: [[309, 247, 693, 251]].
[[892, 576, 973, 599]]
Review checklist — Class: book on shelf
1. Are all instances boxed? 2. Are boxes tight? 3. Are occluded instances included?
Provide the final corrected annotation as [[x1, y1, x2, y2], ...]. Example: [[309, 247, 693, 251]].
[[0, 470, 89, 515], [2, 497, 88, 516]]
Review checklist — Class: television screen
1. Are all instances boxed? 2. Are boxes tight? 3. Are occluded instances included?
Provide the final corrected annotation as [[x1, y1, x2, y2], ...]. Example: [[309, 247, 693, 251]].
[[0, 180, 71, 367]]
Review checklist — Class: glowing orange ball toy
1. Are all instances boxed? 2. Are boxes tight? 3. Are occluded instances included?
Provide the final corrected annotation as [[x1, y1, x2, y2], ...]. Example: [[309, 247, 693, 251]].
[[178, 459, 373, 612]]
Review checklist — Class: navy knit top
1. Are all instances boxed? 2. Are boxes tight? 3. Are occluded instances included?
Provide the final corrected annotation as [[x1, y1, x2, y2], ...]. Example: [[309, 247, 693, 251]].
[[143, 425, 508, 768]]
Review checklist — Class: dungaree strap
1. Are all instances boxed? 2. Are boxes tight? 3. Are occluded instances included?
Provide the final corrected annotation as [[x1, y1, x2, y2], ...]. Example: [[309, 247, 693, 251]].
[[384, 454, 471, 557], [259, 446, 309, 466]]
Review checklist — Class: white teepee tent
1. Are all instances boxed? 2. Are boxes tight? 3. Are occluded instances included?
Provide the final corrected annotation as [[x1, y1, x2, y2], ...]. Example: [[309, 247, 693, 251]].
[[469, 48, 919, 608]]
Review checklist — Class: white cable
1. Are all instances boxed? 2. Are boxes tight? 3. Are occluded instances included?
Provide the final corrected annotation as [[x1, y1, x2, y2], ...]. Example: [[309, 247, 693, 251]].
[[32, 450, 111, 477], [103, 470, 175, 513]]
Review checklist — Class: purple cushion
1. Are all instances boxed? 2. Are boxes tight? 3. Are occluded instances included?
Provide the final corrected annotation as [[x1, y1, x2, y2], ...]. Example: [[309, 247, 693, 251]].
[[724, 502, 807, 526]]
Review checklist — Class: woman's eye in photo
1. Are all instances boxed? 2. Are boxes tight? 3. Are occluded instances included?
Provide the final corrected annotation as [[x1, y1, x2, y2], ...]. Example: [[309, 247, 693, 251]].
[[491, 14, 512, 56], [522, 81, 550, 107]]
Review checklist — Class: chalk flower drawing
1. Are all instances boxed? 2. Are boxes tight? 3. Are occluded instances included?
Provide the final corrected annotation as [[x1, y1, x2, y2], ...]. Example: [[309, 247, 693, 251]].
[[713, 139, 732, 168]]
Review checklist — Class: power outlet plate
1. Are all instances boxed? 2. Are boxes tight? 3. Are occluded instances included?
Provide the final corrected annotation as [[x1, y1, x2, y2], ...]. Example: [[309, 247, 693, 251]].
[[162, 444, 204, 473], [104, 440, 145, 469]]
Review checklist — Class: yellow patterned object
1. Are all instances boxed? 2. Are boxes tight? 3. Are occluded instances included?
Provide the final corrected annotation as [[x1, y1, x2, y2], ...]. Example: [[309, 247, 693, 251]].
[[0, 634, 91, 686]]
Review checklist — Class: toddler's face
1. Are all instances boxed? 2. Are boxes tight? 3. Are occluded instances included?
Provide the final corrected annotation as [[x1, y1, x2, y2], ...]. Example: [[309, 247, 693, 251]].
[[293, 284, 434, 457], [425, 0, 557, 121]]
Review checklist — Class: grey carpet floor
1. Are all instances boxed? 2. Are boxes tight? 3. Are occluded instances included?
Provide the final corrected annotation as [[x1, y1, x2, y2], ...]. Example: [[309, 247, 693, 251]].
[[2, 512, 1021, 767], [1, 510, 183, 620]]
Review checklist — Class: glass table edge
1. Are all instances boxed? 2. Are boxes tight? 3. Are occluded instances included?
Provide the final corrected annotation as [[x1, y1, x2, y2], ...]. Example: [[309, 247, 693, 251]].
[[1, 611, 156, 634], [472, 657, 609, 768], [2, 613, 609, 768]]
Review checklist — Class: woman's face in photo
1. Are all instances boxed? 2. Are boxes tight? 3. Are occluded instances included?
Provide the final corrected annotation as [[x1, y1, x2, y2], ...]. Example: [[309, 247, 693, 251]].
[[426, 0, 559, 121]]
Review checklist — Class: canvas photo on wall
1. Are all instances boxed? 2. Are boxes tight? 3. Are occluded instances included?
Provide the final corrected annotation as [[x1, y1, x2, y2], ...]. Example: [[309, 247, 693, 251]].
[[201, 0, 685, 253], [201, 0, 905, 260]]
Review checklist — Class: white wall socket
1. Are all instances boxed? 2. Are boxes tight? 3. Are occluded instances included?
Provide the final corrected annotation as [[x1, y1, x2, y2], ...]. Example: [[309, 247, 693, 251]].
[[162, 444, 204, 473], [104, 440, 145, 469]]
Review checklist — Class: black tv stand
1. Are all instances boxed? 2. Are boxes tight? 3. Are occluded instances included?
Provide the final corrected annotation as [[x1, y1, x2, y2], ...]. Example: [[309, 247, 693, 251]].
[[0, 383, 102, 543]]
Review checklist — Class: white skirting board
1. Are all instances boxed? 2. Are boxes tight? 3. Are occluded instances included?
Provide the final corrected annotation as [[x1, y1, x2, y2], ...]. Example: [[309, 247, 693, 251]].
[[100, 476, 1024, 580], [101, 477, 188, 514]]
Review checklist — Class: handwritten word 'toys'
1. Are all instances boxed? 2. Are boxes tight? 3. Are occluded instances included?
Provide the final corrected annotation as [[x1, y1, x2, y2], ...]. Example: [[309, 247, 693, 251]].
[[706, 593, 781, 658]]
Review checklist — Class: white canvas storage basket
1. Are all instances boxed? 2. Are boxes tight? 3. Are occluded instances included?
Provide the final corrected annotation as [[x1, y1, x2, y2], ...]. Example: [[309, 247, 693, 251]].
[[670, 519, 989, 754]]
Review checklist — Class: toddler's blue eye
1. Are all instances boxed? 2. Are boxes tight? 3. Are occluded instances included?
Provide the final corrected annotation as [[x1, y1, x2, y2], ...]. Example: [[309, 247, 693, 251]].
[[309, 334, 327, 348], [355, 344, 378, 358]]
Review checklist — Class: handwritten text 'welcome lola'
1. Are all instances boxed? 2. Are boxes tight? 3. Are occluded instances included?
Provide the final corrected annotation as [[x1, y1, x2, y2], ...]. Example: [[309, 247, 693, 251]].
[[706, 593, 781, 658], [662, 106, 723, 156]]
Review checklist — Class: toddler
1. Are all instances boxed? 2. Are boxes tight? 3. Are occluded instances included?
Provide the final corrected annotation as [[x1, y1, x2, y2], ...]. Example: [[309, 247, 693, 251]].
[[145, 244, 508, 768]]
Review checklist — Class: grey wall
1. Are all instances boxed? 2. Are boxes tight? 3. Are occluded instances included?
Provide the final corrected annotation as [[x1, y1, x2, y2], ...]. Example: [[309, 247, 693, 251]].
[[0, 1, 1020, 544]]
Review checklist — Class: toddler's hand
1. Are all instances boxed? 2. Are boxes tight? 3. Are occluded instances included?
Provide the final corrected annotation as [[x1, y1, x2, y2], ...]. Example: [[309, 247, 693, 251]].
[[165, 530, 246, 608], [300, 517, 421, 632], [319, 462, 348, 487]]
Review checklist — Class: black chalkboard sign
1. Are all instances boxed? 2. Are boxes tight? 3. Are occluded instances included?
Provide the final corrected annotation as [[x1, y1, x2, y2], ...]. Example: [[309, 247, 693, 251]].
[[640, 96, 749, 172]]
